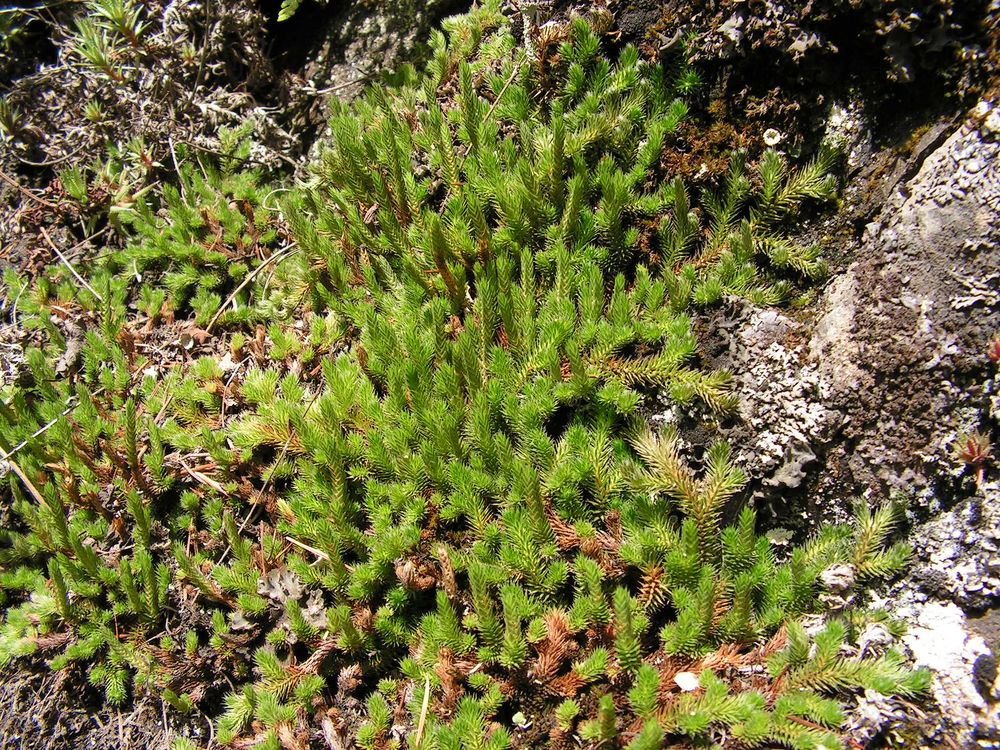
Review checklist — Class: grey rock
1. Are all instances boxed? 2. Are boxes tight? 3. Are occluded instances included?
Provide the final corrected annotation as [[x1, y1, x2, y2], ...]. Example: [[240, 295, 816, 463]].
[[686, 102, 1000, 745], [902, 601, 1000, 746], [912, 482, 1000, 609], [857, 622, 893, 656], [820, 563, 856, 593], [806, 111, 1000, 507]]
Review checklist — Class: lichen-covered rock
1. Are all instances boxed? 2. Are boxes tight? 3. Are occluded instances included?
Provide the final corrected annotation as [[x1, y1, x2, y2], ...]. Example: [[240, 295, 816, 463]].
[[844, 596, 999, 748], [816, 110, 1000, 503], [651, 0, 993, 82], [703, 101, 1000, 746], [710, 303, 841, 505], [624, 0, 1000, 180], [904, 601, 999, 746], [290, 0, 471, 131], [912, 482, 1000, 609], [706, 103, 1000, 517]]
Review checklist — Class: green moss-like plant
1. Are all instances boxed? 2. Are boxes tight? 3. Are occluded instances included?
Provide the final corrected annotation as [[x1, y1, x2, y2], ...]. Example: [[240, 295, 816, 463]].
[[0, 2, 924, 749]]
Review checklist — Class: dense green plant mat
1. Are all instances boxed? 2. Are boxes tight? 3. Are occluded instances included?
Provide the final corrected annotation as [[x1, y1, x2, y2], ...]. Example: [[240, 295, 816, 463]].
[[0, 2, 927, 748]]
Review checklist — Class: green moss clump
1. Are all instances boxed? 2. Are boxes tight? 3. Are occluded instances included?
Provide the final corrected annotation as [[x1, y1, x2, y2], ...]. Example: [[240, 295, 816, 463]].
[[0, 2, 924, 748]]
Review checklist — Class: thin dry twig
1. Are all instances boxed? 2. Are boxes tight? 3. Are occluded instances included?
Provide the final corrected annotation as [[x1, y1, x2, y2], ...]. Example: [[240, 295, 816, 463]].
[[0, 446, 47, 507], [5, 413, 65, 459], [308, 74, 375, 96], [180, 138, 299, 171], [415, 675, 432, 748], [186, 0, 213, 110], [179, 459, 229, 496], [167, 135, 188, 203], [258, 384, 320, 496], [39, 226, 104, 301], [199, 704, 216, 749], [284, 536, 330, 562], [219, 383, 321, 565], [215, 382, 319, 567], [205, 243, 297, 332], [439, 58, 522, 211], [0, 166, 58, 209], [1, 383, 105, 458], [63, 225, 111, 261], [17, 143, 86, 167], [480, 58, 523, 136]]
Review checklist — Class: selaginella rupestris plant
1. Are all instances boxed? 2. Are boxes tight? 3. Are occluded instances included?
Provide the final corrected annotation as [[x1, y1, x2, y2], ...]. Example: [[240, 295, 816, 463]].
[[0, 1, 925, 748]]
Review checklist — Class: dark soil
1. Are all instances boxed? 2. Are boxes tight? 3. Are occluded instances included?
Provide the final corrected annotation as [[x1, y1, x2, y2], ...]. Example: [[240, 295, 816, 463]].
[[0, 659, 193, 749], [623, 0, 998, 194]]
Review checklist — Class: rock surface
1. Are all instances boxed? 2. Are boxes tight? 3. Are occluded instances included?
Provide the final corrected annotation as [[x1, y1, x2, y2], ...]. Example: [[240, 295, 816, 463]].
[[283, 0, 471, 144], [914, 484, 1000, 610], [823, 111, 1000, 505], [905, 601, 999, 745], [703, 104, 1000, 745]]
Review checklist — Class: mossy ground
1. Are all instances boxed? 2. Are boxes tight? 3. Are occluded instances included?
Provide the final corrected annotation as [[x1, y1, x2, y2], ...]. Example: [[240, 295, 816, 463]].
[[0, 2, 951, 749]]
